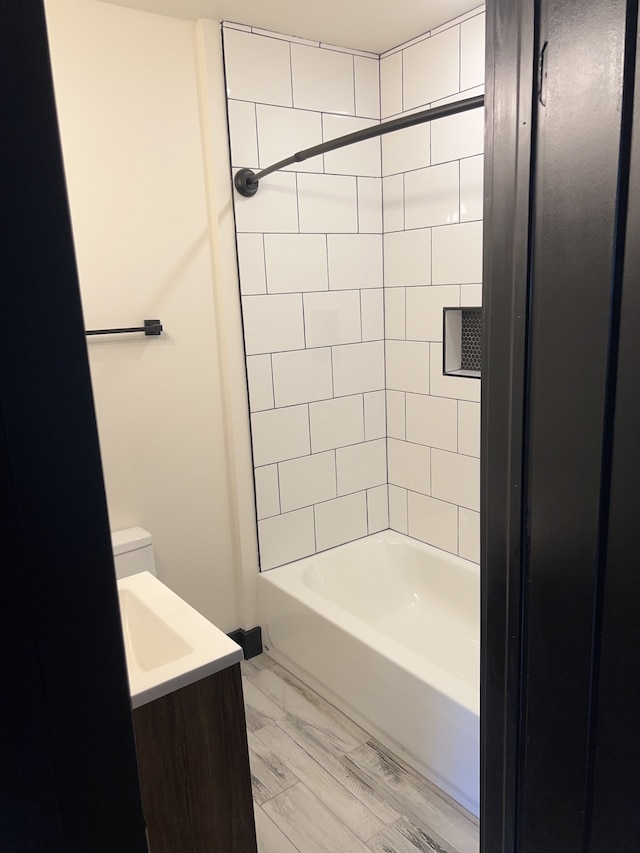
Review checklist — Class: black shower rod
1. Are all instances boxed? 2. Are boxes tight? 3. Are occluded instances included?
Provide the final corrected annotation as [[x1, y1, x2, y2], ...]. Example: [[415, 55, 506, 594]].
[[234, 93, 484, 197]]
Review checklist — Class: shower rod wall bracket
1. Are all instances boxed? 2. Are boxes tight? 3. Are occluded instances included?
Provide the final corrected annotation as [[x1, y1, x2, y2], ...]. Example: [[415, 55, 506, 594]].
[[233, 94, 484, 198], [235, 168, 259, 197]]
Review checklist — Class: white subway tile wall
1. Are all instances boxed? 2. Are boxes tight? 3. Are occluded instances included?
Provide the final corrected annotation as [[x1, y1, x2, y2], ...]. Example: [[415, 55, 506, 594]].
[[223, 10, 484, 569], [379, 9, 484, 560]]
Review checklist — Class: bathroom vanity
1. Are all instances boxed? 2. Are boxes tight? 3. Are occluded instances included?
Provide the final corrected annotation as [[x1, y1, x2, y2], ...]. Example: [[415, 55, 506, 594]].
[[115, 562, 256, 853], [132, 664, 256, 853]]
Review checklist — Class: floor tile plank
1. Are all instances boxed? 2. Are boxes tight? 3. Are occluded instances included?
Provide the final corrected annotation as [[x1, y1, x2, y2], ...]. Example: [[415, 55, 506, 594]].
[[276, 714, 400, 825], [247, 728, 299, 805], [250, 665, 368, 756], [243, 657, 479, 853], [254, 805, 300, 853], [248, 652, 278, 672], [263, 782, 371, 853], [367, 816, 456, 853], [344, 742, 478, 853], [243, 677, 287, 733], [253, 723, 386, 842]]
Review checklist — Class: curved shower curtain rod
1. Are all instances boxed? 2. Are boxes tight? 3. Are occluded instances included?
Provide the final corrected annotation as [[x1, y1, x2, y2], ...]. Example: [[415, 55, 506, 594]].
[[234, 93, 484, 197]]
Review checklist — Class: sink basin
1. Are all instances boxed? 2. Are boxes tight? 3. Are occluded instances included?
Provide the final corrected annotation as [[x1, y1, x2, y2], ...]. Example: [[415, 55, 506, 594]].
[[116, 572, 242, 708]]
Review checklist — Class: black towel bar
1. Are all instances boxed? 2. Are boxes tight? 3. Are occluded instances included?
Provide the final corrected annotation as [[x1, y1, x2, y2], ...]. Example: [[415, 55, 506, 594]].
[[85, 319, 163, 337]]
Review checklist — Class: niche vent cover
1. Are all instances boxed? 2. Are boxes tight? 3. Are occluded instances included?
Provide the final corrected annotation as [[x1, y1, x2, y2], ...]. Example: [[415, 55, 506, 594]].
[[443, 307, 482, 378]]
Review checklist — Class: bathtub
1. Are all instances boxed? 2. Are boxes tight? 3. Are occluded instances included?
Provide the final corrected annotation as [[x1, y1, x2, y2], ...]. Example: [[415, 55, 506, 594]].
[[257, 530, 480, 816]]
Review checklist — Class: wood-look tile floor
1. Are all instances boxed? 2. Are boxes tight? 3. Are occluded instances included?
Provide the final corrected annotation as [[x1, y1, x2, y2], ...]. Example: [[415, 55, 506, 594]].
[[242, 654, 479, 853]]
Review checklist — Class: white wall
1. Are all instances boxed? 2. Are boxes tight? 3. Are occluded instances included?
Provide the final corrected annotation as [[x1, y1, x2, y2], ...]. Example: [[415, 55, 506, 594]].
[[382, 6, 485, 563], [44, 0, 256, 631]]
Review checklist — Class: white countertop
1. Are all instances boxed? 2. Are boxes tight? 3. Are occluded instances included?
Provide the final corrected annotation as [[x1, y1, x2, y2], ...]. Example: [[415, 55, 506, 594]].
[[116, 571, 243, 708]]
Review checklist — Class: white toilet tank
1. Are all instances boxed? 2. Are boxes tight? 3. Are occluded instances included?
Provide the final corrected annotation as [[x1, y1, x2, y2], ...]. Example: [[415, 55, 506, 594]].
[[111, 527, 157, 579]]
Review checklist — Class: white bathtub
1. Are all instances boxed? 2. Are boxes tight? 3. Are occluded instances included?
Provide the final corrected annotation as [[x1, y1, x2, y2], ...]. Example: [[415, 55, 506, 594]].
[[257, 530, 480, 816]]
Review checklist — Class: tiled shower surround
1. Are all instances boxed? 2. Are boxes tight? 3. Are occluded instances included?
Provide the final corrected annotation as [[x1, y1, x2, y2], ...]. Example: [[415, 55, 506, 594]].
[[223, 7, 485, 571]]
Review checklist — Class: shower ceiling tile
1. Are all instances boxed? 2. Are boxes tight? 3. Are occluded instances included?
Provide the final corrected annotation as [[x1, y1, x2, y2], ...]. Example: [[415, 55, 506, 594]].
[[303, 290, 362, 348], [264, 234, 328, 293], [432, 222, 483, 285], [272, 348, 333, 407], [256, 105, 323, 174], [251, 406, 310, 466], [291, 43, 355, 114], [327, 234, 383, 290], [297, 174, 358, 234], [309, 395, 365, 453], [354, 56, 381, 120], [314, 492, 368, 552], [323, 115, 381, 178], [242, 293, 305, 354], [258, 507, 315, 570], [403, 27, 460, 111], [460, 13, 486, 91], [332, 341, 385, 396], [407, 492, 458, 554], [279, 451, 337, 513], [336, 439, 387, 495], [224, 29, 292, 107]]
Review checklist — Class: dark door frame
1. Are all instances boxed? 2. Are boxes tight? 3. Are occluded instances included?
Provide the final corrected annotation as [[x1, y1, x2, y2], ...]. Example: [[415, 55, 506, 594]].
[[481, 0, 536, 848], [1, 3, 148, 850], [482, 0, 640, 850]]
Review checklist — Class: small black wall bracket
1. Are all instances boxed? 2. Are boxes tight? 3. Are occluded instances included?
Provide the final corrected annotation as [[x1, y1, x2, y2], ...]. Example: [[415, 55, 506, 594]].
[[143, 319, 162, 336], [234, 168, 259, 197], [227, 625, 263, 660]]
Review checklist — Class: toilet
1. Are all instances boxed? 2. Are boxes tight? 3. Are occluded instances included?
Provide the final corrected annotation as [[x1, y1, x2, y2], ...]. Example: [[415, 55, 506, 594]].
[[111, 527, 156, 579]]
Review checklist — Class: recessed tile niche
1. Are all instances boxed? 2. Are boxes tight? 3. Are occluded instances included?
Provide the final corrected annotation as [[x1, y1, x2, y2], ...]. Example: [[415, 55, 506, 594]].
[[443, 307, 482, 378]]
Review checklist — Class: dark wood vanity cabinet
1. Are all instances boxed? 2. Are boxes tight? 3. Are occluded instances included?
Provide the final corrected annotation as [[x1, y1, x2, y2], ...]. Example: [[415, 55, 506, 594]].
[[132, 663, 257, 853]]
